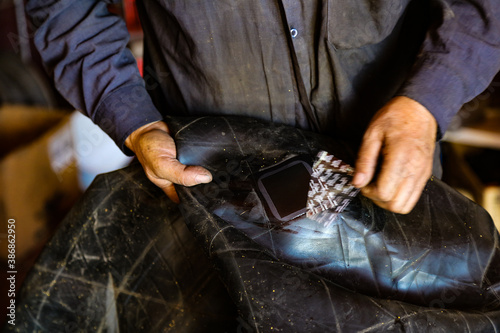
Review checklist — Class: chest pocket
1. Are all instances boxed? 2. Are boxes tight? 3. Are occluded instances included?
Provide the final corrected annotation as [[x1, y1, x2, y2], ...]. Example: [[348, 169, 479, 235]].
[[326, 0, 410, 49]]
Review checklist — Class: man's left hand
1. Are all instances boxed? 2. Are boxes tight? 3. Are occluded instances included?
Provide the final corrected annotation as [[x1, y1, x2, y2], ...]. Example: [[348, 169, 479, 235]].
[[351, 96, 437, 214]]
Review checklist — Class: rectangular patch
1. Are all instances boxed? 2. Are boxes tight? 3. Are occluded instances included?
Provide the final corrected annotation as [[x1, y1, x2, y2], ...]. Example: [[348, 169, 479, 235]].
[[306, 151, 359, 226]]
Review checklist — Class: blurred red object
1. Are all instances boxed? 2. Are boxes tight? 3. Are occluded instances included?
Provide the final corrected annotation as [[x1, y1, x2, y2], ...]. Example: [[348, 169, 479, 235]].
[[136, 57, 143, 77], [123, 0, 142, 35]]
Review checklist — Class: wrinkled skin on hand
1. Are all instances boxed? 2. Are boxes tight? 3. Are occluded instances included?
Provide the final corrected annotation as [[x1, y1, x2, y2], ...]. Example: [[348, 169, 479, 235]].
[[352, 96, 437, 214], [126, 96, 435, 212], [125, 121, 212, 203]]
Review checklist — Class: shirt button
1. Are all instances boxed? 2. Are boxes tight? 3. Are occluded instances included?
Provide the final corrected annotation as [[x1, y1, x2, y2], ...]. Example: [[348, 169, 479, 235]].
[[290, 28, 298, 38]]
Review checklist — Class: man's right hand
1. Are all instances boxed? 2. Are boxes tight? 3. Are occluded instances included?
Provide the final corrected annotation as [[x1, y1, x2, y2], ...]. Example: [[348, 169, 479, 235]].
[[125, 121, 213, 203]]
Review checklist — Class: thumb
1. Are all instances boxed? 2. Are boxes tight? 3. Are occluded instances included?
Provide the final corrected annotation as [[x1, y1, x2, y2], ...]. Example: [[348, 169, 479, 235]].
[[126, 121, 213, 201], [154, 162, 211, 204], [155, 159, 212, 187], [352, 127, 383, 188]]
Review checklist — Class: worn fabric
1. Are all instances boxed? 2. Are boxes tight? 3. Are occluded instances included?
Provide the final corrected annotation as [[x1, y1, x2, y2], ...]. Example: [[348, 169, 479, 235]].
[[26, 0, 500, 153]]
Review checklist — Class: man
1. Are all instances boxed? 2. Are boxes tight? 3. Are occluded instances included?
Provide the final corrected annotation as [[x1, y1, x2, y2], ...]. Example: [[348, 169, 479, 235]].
[[27, 0, 500, 213], [14, 2, 500, 331]]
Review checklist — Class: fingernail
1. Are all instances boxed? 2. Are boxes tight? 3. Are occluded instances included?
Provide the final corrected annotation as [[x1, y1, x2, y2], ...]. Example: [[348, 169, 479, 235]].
[[352, 172, 365, 187], [195, 173, 212, 184]]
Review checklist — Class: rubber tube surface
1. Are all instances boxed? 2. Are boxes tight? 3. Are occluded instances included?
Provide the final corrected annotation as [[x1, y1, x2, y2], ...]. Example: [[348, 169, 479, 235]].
[[172, 116, 500, 332]]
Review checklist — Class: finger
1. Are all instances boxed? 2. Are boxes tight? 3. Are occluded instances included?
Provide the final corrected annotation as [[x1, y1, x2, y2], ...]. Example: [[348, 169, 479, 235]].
[[365, 160, 430, 213], [384, 176, 419, 214], [401, 174, 431, 214], [155, 157, 212, 187], [164, 183, 180, 204], [397, 155, 432, 213], [353, 129, 384, 188], [366, 182, 412, 214], [137, 129, 213, 187], [361, 143, 408, 203], [143, 173, 181, 203]]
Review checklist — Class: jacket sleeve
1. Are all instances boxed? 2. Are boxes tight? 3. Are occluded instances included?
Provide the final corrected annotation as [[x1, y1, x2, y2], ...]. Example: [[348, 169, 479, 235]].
[[398, 0, 500, 138], [26, 0, 163, 154]]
